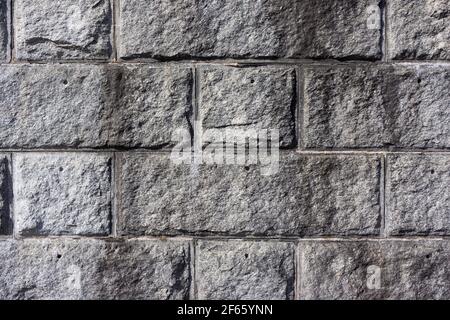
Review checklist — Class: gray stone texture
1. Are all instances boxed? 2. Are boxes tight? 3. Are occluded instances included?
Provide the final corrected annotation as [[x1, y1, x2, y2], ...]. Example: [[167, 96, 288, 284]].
[[118, 0, 381, 60], [0, 0, 447, 301], [388, 0, 450, 60], [386, 154, 450, 236], [0, 239, 191, 299], [117, 153, 381, 236], [0, 64, 192, 149], [0, 154, 11, 234], [0, 0, 8, 61], [303, 65, 450, 149], [107, 65, 193, 149], [199, 66, 296, 148], [13, 153, 112, 236], [15, 0, 112, 61], [300, 240, 450, 300], [196, 241, 295, 300], [0, 64, 110, 148]]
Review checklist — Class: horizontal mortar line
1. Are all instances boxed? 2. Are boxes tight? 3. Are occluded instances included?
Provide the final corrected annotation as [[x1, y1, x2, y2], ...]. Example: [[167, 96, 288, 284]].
[[7, 59, 116, 65], [384, 60, 450, 66], [117, 58, 383, 66], [2, 235, 195, 241], [297, 236, 450, 242], [1, 59, 450, 67], [112, 58, 450, 66], [1, 148, 177, 153], [2, 148, 450, 155], [297, 149, 450, 154], [2, 235, 450, 242], [182, 235, 450, 242]]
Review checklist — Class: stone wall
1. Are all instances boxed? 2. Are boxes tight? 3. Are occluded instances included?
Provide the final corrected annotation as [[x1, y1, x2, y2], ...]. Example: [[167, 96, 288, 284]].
[[0, 0, 448, 299]]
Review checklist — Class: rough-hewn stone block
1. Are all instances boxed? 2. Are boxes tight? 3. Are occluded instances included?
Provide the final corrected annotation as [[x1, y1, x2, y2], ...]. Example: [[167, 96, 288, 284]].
[[117, 153, 381, 236], [0, 64, 192, 149], [199, 66, 296, 148], [15, 0, 112, 61], [0, 0, 8, 61], [300, 240, 450, 299], [0, 154, 11, 234], [107, 65, 193, 149], [196, 241, 295, 300], [386, 154, 450, 236], [0, 64, 110, 148], [0, 239, 191, 299], [119, 0, 381, 60], [13, 153, 112, 236], [303, 65, 450, 149], [387, 0, 450, 60]]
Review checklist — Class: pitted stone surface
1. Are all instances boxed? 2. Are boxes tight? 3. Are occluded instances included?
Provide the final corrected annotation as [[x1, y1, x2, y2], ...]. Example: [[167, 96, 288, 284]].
[[199, 66, 296, 148], [13, 153, 112, 236], [119, 0, 381, 60], [0, 64, 192, 149], [300, 240, 450, 300], [0, 64, 110, 148], [117, 153, 381, 236], [197, 241, 295, 300], [108, 65, 193, 149], [303, 65, 450, 149], [388, 0, 450, 60], [0, 239, 191, 299], [15, 0, 112, 61], [386, 154, 450, 236]]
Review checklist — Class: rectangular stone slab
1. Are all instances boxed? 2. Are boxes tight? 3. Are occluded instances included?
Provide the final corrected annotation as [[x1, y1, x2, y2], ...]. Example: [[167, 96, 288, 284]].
[[107, 65, 193, 149], [0, 239, 191, 299], [302, 64, 450, 149], [300, 240, 450, 299], [15, 0, 112, 61], [118, 0, 381, 60], [387, 0, 450, 60], [0, 64, 111, 148], [0, 64, 192, 149], [116, 152, 382, 236], [13, 153, 112, 236], [386, 154, 450, 236], [196, 240, 295, 300], [198, 66, 297, 148]]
